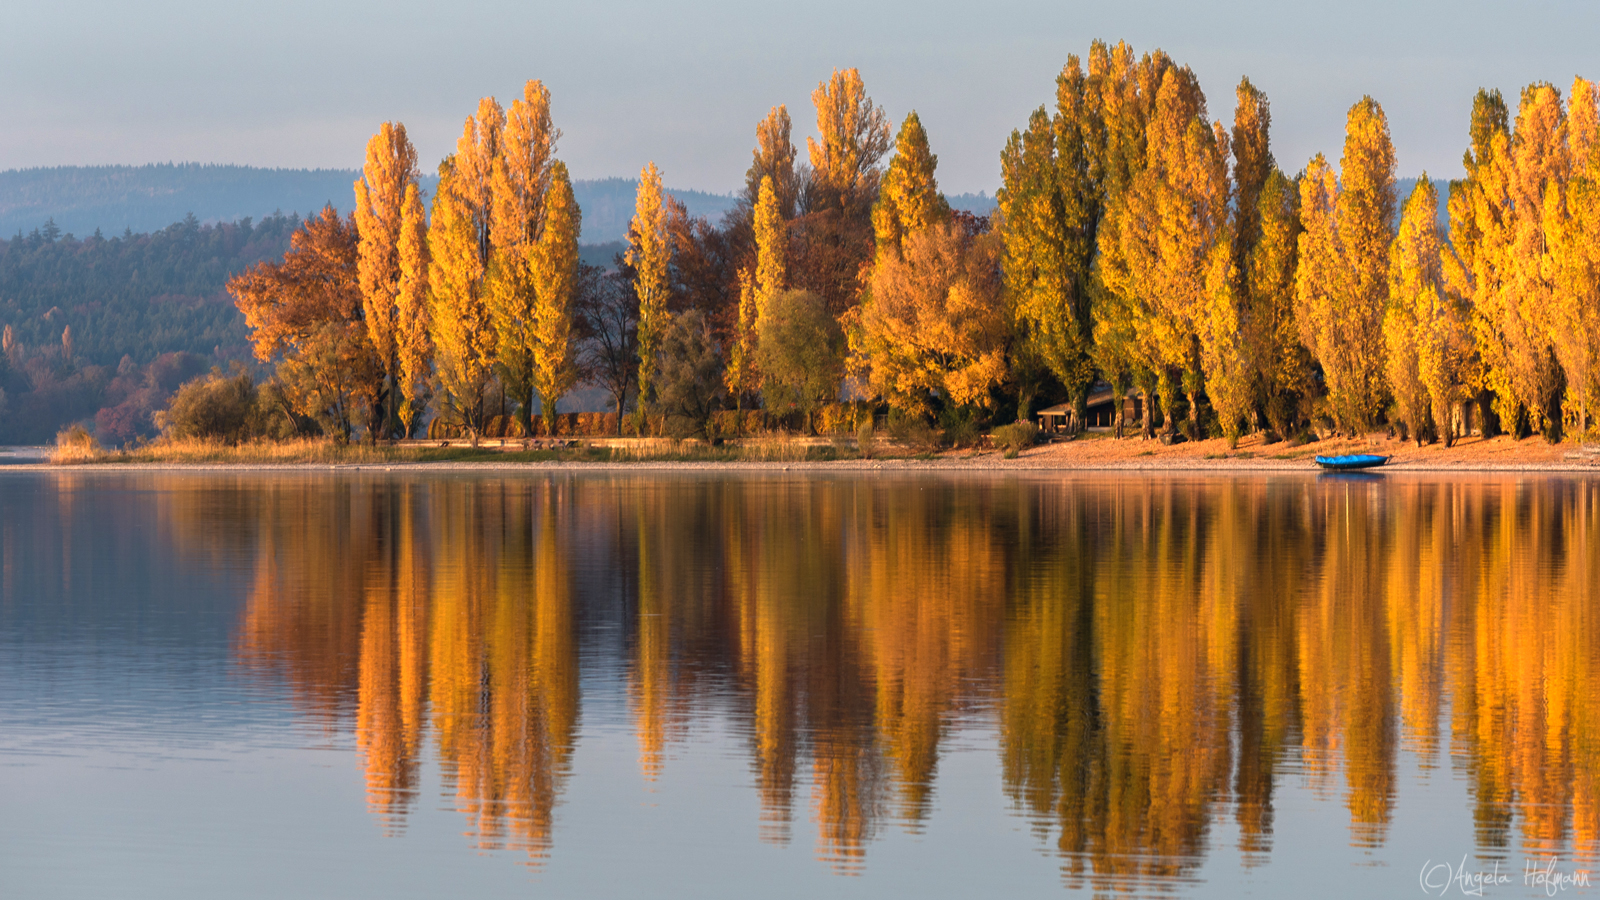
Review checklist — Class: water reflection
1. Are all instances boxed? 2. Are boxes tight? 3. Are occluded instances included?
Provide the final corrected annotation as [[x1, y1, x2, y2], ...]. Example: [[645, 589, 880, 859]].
[[134, 472, 1600, 888]]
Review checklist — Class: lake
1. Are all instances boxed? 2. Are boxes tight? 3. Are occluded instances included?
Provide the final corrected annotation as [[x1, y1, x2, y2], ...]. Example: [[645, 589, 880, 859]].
[[2, 469, 1596, 898]]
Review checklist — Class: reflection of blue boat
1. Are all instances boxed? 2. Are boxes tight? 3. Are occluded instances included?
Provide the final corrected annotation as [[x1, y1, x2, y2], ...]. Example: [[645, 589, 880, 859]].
[[1318, 470, 1385, 484], [1315, 453, 1389, 470]]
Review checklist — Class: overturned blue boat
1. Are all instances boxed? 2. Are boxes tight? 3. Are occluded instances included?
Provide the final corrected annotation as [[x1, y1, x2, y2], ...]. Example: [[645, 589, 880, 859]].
[[1315, 453, 1390, 470]]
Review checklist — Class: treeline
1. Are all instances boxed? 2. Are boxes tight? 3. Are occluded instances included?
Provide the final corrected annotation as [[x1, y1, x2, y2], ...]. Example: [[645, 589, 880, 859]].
[[219, 45, 1600, 447], [0, 214, 299, 443]]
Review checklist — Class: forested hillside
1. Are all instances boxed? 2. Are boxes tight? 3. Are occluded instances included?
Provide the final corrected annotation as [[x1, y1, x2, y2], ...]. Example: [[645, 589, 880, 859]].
[[0, 214, 298, 443]]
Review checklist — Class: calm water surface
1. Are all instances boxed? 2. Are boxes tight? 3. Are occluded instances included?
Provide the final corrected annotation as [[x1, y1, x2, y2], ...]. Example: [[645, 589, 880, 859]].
[[2, 470, 1597, 899]]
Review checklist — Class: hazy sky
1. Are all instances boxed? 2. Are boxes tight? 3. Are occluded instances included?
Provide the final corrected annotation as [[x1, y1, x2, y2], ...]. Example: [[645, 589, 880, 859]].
[[3, 0, 1596, 195]]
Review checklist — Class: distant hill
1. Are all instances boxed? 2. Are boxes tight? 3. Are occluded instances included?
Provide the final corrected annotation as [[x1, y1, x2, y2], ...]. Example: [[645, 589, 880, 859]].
[[0, 165, 738, 245], [947, 192, 997, 215]]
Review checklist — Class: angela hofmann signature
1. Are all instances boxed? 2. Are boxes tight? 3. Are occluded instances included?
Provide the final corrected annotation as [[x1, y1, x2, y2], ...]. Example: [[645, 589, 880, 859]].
[[1419, 854, 1592, 896]]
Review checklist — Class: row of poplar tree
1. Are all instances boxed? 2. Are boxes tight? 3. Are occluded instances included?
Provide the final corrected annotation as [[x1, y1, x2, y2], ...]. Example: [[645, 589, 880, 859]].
[[229, 42, 1600, 445]]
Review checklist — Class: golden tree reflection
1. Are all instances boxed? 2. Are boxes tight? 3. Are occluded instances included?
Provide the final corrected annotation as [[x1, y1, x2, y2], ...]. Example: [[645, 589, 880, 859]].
[[163, 472, 1600, 880]]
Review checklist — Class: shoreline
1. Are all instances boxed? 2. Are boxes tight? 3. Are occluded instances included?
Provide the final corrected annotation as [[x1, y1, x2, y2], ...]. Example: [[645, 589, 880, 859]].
[[10, 431, 1600, 474]]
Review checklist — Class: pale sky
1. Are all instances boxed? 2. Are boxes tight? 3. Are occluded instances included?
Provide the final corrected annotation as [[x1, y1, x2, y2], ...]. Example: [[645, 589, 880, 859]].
[[3, 0, 1596, 195]]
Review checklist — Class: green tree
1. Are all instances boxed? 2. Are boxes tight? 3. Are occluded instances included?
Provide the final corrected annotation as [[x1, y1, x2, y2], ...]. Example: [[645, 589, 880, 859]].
[[757, 289, 844, 432], [651, 309, 724, 439], [628, 162, 672, 430]]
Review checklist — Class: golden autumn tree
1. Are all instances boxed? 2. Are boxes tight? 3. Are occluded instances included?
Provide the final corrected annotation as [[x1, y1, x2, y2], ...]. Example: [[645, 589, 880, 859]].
[[743, 106, 799, 221], [1546, 77, 1600, 436], [354, 121, 420, 438], [754, 175, 787, 322], [1097, 65, 1230, 439], [1296, 97, 1397, 435], [395, 184, 432, 437], [871, 112, 950, 257], [628, 162, 672, 427], [854, 223, 1010, 415], [529, 162, 581, 437], [808, 67, 892, 217], [1386, 178, 1470, 444], [1087, 42, 1174, 437], [727, 176, 786, 405], [1249, 168, 1312, 438], [1465, 84, 1569, 439], [428, 98, 504, 441], [486, 80, 561, 435]]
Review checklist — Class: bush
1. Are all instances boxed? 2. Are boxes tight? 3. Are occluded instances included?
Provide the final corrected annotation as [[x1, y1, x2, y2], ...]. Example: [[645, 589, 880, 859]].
[[50, 424, 101, 463], [992, 421, 1039, 456], [887, 410, 940, 451], [856, 418, 876, 459], [939, 404, 983, 448], [155, 366, 260, 444]]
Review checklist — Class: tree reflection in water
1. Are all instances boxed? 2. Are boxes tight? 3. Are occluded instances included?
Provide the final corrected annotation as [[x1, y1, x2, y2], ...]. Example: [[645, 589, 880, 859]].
[[190, 473, 1600, 887]]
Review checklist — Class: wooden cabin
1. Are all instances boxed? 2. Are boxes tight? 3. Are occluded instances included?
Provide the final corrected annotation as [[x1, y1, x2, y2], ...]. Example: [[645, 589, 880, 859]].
[[1037, 385, 1147, 434]]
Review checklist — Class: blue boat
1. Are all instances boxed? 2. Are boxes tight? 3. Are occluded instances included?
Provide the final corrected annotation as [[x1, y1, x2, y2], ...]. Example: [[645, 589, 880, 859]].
[[1315, 453, 1389, 470]]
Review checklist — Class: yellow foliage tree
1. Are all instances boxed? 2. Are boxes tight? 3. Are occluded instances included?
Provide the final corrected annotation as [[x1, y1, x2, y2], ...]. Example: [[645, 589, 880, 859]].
[[354, 121, 420, 438], [871, 112, 950, 257], [1468, 84, 1567, 439], [530, 162, 581, 437], [1248, 168, 1312, 438], [428, 98, 504, 441], [1295, 97, 1397, 435], [744, 106, 799, 221], [1098, 66, 1229, 439], [486, 80, 561, 434], [853, 223, 1009, 415], [395, 183, 432, 437], [808, 68, 891, 216], [754, 175, 787, 322], [1545, 77, 1600, 436], [1386, 178, 1471, 445]]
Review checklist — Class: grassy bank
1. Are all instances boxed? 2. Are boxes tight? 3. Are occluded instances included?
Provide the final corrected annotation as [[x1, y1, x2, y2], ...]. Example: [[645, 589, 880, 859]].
[[48, 435, 894, 466]]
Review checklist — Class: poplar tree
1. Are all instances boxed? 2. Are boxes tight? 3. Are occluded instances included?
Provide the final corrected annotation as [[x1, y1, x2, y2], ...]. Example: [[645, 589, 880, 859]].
[[725, 268, 758, 406], [1470, 84, 1567, 438], [1295, 98, 1397, 435], [744, 106, 799, 220], [395, 183, 431, 438], [754, 175, 787, 320], [628, 162, 672, 427], [998, 56, 1101, 421], [1089, 43, 1174, 434], [530, 161, 581, 437], [1293, 154, 1343, 426], [1335, 97, 1398, 433], [1386, 178, 1455, 443], [486, 80, 560, 435], [354, 121, 420, 438], [1098, 65, 1229, 439], [428, 98, 504, 442], [807, 68, 891, 216], [1447, 89, 1507, 433], [871, 112, 950, 256], [1249, 168, 1311, 438], [1543, 77, 1600, 436]]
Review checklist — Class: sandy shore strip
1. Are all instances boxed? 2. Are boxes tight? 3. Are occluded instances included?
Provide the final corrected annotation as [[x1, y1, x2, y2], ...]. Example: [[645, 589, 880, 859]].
[[11, 431, 1600, 473]]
